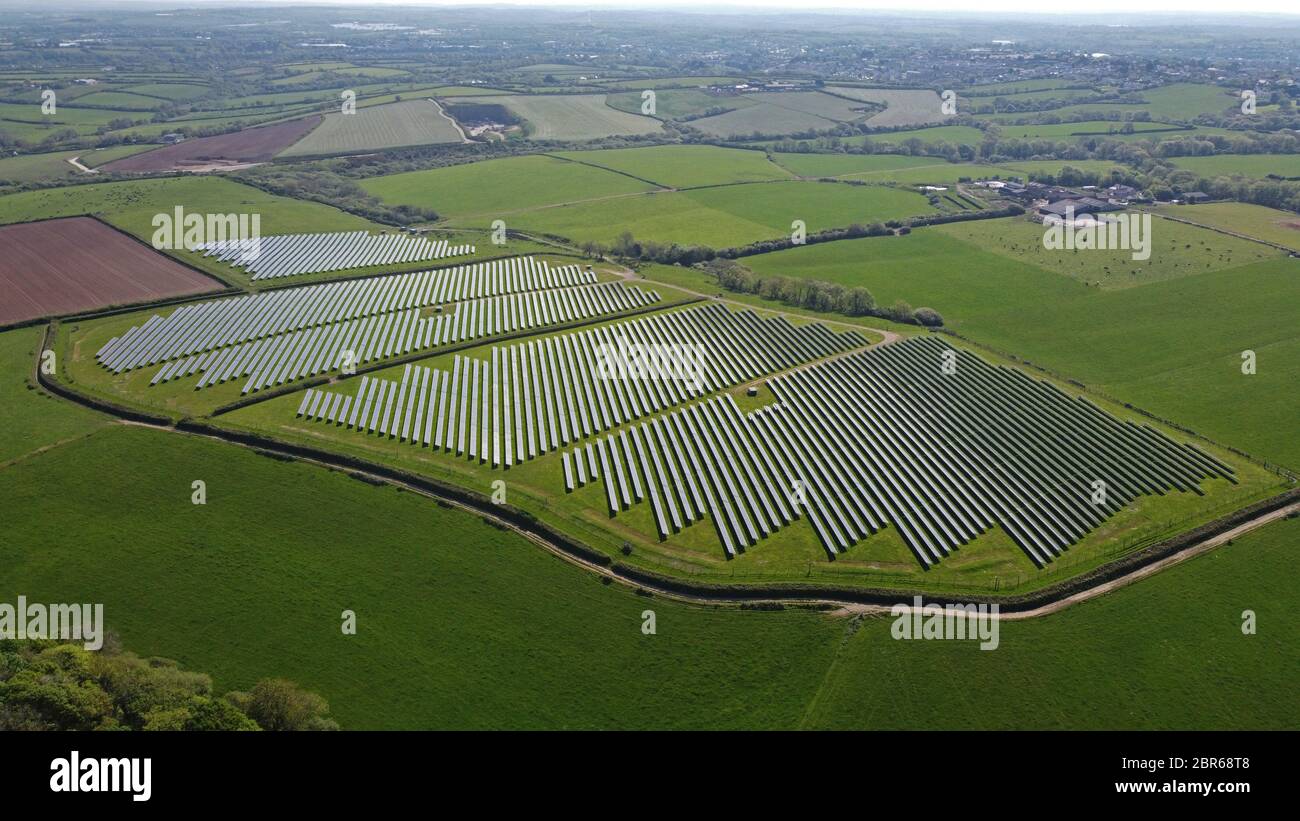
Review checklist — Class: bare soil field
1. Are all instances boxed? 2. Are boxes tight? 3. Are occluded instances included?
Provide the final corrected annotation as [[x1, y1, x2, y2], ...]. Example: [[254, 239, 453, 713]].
[[99, 116, 323, 173], [0, 217, 222, 325]]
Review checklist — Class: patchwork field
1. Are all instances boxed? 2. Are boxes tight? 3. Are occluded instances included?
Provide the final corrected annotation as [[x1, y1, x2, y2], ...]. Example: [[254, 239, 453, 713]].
[[279, 100, 464, 157], [0, 145, 153, 186], [823, 87, 950, 127], [772, 152, 967, 179], [359, 154, 659, 220], [455, 94, 663, 141], [101, 116, 324, 172], [456, 180, 939, 248], [551, 144, 793, 188], [0, 217, 223, 325], [606, 88, 757, 120]]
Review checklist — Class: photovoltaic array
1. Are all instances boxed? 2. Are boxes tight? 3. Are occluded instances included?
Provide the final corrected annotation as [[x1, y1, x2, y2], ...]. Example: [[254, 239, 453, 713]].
[[563, 336, 1235, 566], [294, 303, 868, 468], [197, 230, 475, 280], [96, 257, 658, 393]]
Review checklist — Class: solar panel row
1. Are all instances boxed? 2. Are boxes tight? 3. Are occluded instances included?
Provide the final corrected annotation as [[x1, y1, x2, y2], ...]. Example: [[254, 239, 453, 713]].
[[97, 257, 595, 374], [197, 230, 474, 280], [565, 336, 1235, 566], [149, 281, 659, 393]]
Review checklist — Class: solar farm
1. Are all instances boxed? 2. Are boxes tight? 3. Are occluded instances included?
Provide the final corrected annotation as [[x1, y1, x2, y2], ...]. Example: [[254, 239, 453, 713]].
[[278, 297, 1251, 570], [95, 257, 658, 394], [197, 230, 475, 280]]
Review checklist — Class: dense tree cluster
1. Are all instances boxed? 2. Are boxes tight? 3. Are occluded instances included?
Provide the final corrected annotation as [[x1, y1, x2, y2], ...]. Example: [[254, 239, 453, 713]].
[[0, 639, 338, 731]]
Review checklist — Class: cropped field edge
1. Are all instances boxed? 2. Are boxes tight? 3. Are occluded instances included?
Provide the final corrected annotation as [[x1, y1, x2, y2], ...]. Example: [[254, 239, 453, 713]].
[[35, 322, 1300, 614]]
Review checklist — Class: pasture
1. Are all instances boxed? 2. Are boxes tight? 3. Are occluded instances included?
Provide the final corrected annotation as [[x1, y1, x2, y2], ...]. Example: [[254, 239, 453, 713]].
[[461, 180, 938, 248], [935, 214, 1278, 288], [1167, 153, 1300, 179], [359, 154, 658, 220], [1150, 201, 1300, 252], [0, 146, 151, 186], [550, 144, 793, 188], [278, 100, 464, 157], [455, 94, 663, 141], [0, 325, 109, 463]]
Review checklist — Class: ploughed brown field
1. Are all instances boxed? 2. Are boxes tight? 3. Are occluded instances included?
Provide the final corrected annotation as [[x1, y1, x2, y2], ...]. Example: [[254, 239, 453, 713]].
[[99, 115, 323, 173], [0, 217, 222, 325]]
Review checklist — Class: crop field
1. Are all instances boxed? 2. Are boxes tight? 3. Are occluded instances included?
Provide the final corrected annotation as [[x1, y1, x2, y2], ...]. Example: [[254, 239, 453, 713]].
[[743, 229, 1300, 471], [278, 100, 465, 157], [822, 87, 949, 127], [606, 88, 757, 120], [1167, 153, 1300, 179], [0, 217, 223, 325], [453, 94, 663, 141], [1150, 202, 1300, 251], [464, 180, 938, 248], [101, 116, 323, 172], [550, 145, 793, 188], [687, 101, 840, 138], [359, 154, 658, 220]]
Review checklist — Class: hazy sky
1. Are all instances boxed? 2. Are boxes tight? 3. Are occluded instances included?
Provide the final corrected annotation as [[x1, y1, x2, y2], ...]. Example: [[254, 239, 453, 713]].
[[116, 0, 1300, 16]]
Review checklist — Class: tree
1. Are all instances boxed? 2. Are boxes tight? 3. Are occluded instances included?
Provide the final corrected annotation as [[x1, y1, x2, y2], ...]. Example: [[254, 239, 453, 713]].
[[227, 679, 339, 731]]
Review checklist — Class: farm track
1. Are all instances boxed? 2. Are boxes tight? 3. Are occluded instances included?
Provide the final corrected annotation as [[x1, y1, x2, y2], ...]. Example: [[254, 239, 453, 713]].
[[34, 321, 1297, 618]]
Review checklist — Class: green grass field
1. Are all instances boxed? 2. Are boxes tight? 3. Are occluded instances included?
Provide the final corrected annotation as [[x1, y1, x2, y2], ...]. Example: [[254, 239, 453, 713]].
[[4, 404, 1292, 729], [935, 214, 1279, 288], [0, 145, 152, 186], [0, 326, 108, 464], [551, 144, 793, 188], [278, 99, 464, 157], [457, 94, 663, 141], [1168, 153, 1300, 179], [771, 152, 964, 179], [455, 180, 938, 247], [688, 100, 840, 138], [359, 154, 659, 220], [803, 515, 1300, 729], [1150, 202, 1300, 252]]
